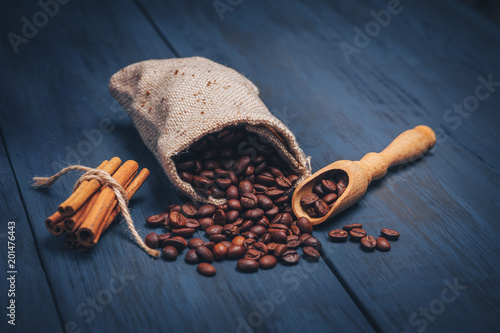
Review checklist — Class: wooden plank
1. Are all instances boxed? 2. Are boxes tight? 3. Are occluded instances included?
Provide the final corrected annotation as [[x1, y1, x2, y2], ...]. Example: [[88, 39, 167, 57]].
[[0, 0, 373, 332], [136, 0, 500, 331], [0, 133, 62, 332]]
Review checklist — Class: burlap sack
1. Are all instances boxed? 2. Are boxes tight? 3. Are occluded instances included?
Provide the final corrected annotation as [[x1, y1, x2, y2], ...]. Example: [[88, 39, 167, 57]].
[[109, 57, 311, 204]]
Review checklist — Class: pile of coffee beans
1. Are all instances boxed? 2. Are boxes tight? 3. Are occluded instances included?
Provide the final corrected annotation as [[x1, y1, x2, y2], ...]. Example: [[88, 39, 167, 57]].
[[299, 172, 348, 218], [328, 224, 399, 252], [144, 126, 323, 277]]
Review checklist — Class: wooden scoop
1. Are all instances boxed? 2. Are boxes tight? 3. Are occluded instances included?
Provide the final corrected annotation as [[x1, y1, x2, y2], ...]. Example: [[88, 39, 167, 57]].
[[292, 125, 436, 225]]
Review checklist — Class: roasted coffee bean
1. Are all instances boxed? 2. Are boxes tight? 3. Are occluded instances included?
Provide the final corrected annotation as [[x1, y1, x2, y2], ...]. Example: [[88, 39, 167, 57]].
[[266, 242, 278, 254], [274, 244, 289, 257], [343, 223, 363, 231], [290, 225, 301, 237], [300, 193, 319, 207], [323, 193, 338, 205], [223, 223, 241, 237], [217, 203, 229, 212], [281, 250, 300, 265], [162, 246, 178, 261], [244, 165, 255, 177], [274, 195, 289, 206], [303, 246, 321, 262], [349, 228, 367, 241], [166, 204, 182, 212], [200, 149, 218, 161], [328, 229, 348, 242], [216, 178, 232, 189], [227, 245, 246, 259], [242, 232, 259, 241], [276, 176, 292, 189], [209, 234, 227, 243], [303, 236, 322, 250], [193, 175, 214, 188], [224, 211, 238, 224], [256, 173, 275, 186], [313, 183, 325, 197], [245, 249, 263, 260], [381, 228, 400, 240], [169, 211, 186, 228], [232, 236, 245, 246], [217, 130, 235, 144], [337, 184, 346, 197], [176, 159, 194, 171], [376, 237, 391, 251], [244, 208, 265, 220], [184, 218, 200, 229], [361, 235, 377, 250], [220, 240, 233, 248], [233, 218, 244, 227], [287, 235, 301, 249], [181, 203, 197, 217], [204, 160, 221, 170], [234, 156, 251, 175], [265, 188, 284, 199], [253, 184, 268, 194], [261, 233, 272, 244], [214, 209, 227, 225], [145, 233, 159, 248], [249, 225, 267, 238], [314, 199, 330, 216], [299, 233, 312, 245], [240, 220, 254, 232], [204, 241, 215, 250], [269, 229, 288, 243], [209, 185, 226, 199], [196, 246, 214, 263], [256, 194, 273, 210], [227, 199, 242, 211], [205, 225, 223, 237], [255, 216, 270, 228], [269, 167, 284, 178], [243, 238, 257, 250], [157, 233, 172, 247], [254, 161, 268, 174], [265, 206, 280, 219], [269, 224, 289, 232], [172, 228, 196, 238], [185, 249, 200, 264], [238, 180, 254, 196], [259, 255, 277, 269], [226, 185, 239, 199], [163, 236, 187, 250], [240, 193, 258, 209], [321, 179, 337, 193], [237, 258, 259, 273], [252, 242, 268, 255], [287, 174, 299, 184], [188, 238, 205, 249], [197, 204, 216, 217], [272, 213, 293, 227], [213, 243, 228, 260], [198, 217, 214, 230], [296, 217, 313, 234], [197, 263, 216, 277], [146, 213, 166, 228], [306, 207, 318, 218]]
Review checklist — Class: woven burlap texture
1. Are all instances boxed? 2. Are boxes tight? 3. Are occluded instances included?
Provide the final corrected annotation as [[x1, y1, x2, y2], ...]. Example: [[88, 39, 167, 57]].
[[109, 57, 311, 204]]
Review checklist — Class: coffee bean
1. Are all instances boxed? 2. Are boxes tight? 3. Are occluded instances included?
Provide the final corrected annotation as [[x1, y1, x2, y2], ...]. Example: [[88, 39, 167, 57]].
[[252, 242, 268, 255], [222, 223, 241, 237], [198, 217, 214, 230], [287, 235, 301, 249], [313, 183, 325, 197], [269, 167, 284, 178], [256, 216, 270, 228], [243, 238, 257, 250], [145, 233, 159, 248], [261, 233, 272, 244], [232, 236, 245, 246], [349, 228, 367, 241], [303, 236, 322, 250], [204, 241, 215, 250], [214, 209, 227, 225], [256, 173, 275, 186], [343, 223, 363, 231], [265, 188, 284, 199], [244, 208, 265, 220], [146, 214, 166, 228], [281, 250, 300, 265], [217, 130, 235, 144], [276, 176, 292, 189], [213, 243, 228, 260], [303, 246, 321, 262], [193, 175, 214, 188], [381, 228, 400, 240], [162, 246, 178, 261], [227, 245, 246, 259], [256, 195, 273, 210], [240, 193, 258, 209], [269, 229, 287, 243], [321, 179, 337, 193], [238, 180, 253, 196], [323, 193, 338, 205], [249, 225, 267, 238], [274, 244, 289, 257], [296, 217, 313, 234], [290, 225, 301, 237], [226, 185, 239, 199], [328, 229, 348, 242], [300, 193, 319, 207], [205, 225, 223, 237], [376, 237, 391, 251], [226, 210, 240, 223], [236, 259, 259, 273], [157, 233, 172, 247], [360, 235, 376, 250], [245, 249, 263, 260], [265, 206, 280, 219], [227, 199, 242, 211], [259, 255, 277, 269], [185, 249, 200, 264], [162, 236, 187, 250], [299, 233, 312, 245], [185, 219, 200, 229], [169, 211, 186, 228], [314, 199, 330, 216], [240, 220, 254, 232], [234, 156, 251, 175], [188, 238, 205, 249], [196, 246, 214, 263], [217, 203, 229, 212], [181, 203, 197, 217], [209, 234, 227, 243], [176, 159, 194, 171], [172, 227, 196, 238], [288, 174, 299, 183], [197, 263, 216, 277], [253, 184, 268, 194]]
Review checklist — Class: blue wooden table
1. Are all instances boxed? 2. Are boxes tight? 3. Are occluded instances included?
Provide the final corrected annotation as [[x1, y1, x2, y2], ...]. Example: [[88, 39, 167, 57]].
[[1, 0, 499, 332]]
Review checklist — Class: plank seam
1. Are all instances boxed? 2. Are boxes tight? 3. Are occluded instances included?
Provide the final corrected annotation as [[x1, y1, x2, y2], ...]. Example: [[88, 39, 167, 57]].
[[0, 126, 66, 332]]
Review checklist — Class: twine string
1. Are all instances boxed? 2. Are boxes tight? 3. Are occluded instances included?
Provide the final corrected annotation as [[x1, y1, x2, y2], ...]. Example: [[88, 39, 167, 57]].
[[33, 165, 160, 257]]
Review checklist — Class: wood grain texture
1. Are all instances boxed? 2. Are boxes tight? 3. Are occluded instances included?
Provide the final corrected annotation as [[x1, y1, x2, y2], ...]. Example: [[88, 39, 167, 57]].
[[0, 0, 372, 332], [0, 134, 62, 333], [136, 0, 500, 331]]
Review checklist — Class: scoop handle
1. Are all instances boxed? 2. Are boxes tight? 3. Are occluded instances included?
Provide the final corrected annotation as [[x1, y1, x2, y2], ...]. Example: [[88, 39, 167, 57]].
[[359, 125, 436, 182]]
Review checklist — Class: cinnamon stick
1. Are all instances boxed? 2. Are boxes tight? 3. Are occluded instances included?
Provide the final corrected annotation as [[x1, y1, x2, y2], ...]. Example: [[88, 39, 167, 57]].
[[45, 211, 65, 235], [58, 157, 121, 216], [76, 160, 138, 245], [64, 234, 77, 249]]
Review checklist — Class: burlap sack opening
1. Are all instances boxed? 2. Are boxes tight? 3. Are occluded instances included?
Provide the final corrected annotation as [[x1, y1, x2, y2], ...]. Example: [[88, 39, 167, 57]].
[[109, 57, 311, 204]]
